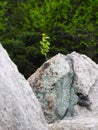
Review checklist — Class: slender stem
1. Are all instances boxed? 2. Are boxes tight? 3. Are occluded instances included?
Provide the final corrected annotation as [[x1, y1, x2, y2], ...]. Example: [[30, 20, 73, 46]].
[[45, 55, 48, 61]]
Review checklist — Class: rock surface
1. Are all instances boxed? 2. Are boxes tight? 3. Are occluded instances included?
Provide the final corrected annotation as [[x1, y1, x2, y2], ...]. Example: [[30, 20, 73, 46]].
[[0, 44, 49, 130], [28, 52, 98, 123], [49, 113, 98, 130]]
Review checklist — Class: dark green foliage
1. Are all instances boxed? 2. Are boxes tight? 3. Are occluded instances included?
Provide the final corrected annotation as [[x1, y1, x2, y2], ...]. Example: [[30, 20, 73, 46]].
[[17, 32, 41, 46], [2, 39, 44, 78], [0, 0, 98, 78], [2, 40, 25, 57]]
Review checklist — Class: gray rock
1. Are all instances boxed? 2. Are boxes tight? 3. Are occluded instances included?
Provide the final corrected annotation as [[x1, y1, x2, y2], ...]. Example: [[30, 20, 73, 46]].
[[0, 44, 49, 130], [28, 52, 98, 123], [49, 113, 98, 130]]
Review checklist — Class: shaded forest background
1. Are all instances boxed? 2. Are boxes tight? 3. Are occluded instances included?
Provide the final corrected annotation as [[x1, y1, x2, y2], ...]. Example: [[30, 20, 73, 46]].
[[0, 0, 98, 78]]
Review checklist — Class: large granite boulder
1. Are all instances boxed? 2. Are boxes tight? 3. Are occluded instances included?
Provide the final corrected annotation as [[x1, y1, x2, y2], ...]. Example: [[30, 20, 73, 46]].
[[28, 52, 98, 123], [0, 44, 49, 130]]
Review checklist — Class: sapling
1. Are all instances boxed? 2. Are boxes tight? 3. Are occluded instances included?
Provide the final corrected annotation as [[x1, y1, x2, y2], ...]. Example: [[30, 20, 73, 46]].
[[40, 33, 50, 60]]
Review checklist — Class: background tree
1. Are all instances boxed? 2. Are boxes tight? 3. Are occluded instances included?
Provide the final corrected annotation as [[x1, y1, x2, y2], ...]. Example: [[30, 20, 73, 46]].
[[0, 0, 98, 78]]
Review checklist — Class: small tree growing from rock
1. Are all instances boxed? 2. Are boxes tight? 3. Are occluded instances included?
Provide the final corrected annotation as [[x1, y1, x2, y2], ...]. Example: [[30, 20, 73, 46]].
[[40, 33, 50, 60]]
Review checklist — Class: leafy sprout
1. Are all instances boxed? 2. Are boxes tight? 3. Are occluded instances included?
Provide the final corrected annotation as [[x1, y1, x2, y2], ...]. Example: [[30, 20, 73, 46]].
[[40, 33, 50, 60]]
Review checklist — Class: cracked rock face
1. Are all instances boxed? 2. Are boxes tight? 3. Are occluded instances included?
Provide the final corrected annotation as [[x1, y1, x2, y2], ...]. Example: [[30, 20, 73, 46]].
[[0, 44, 49, 130], [28, 52, 98, 123]]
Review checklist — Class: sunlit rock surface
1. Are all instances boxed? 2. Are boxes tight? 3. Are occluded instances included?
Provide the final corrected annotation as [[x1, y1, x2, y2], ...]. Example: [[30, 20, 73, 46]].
[[0, 44, 49, 130], [49, 113, 98, 130]]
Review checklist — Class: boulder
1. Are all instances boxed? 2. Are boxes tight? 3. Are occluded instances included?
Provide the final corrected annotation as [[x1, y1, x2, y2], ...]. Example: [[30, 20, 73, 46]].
[[28, 52, 98, 123], [0, 44, 49, 130], [49, 113, 98, 130]]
